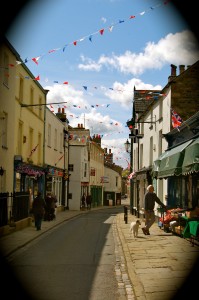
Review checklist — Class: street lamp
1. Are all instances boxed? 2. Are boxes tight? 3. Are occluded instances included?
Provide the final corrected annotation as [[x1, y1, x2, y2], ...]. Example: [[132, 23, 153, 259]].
[[124, 139, 133, 214], [124, 139, 131, 153]]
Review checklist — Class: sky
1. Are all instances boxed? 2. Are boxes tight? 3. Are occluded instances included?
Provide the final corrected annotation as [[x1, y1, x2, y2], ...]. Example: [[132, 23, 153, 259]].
[[5, 0, 199, 169]]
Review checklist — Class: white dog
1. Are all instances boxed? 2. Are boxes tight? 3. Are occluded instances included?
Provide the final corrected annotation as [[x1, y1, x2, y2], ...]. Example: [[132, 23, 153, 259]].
[[129, 219, 141, 237]]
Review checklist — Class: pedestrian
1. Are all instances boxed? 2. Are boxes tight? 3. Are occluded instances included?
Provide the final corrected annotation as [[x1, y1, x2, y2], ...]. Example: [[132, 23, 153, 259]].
[[51, 193, 58, 219], [142, 185, 166, 235], [45, 192, 56, 221], [86, 193, 92, 210], [81, 193, 86, 209], [32, 191, 46, 231]]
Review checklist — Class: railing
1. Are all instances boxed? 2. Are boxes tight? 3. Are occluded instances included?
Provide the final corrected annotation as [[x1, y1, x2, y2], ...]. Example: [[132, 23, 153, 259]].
[[0, 192, 30, 227]]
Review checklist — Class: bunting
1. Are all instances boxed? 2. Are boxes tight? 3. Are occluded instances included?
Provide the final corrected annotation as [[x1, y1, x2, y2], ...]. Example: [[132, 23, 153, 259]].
[[12, 1, 169, 66], [55, 154, 64, 166], [28, 144, 39, 158]]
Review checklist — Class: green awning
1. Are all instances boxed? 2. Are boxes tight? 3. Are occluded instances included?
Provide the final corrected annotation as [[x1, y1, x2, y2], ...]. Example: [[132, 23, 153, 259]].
[[152, 152, 167, 178], [181, 137, 199, 175], [158, 140, 193, 178]]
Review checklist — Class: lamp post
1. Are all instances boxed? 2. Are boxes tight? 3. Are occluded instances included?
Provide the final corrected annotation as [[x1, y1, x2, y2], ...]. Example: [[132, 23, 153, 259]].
[[124, 139, 133, 214]]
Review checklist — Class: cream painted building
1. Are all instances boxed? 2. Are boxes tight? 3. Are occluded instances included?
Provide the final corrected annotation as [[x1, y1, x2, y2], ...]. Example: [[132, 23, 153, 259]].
[[89, 136, 104, 207], [103, 164, 122, 206], [45, 107, 69, 209], [0, 37, 48, 198]]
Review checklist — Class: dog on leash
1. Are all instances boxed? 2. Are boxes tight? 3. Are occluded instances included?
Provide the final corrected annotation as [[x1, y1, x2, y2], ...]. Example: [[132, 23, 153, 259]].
[[129, 219, 141, 237]]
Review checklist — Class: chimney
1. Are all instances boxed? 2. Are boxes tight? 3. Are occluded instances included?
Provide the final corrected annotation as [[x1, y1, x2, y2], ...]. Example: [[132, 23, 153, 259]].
[[171, 64, 177, 76], [168, 64, 177, 83], [55, 107, 66, 123], [78, 124, 80, 128], [179, 65, 185, 74], [104, 148, 107, 153], [109, 149, 111, 154]]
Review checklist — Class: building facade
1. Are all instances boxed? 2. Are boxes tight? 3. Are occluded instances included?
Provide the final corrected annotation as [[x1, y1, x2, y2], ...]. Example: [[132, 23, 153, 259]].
[[128, 61, 199, 217]]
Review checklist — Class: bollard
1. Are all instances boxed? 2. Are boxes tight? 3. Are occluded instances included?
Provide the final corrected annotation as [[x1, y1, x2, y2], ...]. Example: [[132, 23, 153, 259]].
[[123, 205, 128, 224]]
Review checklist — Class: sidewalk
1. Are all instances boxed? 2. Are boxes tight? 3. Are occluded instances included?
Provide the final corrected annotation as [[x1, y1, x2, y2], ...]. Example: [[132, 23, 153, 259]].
[[117, 211, 199, 300], [0, 206, 199, 299]]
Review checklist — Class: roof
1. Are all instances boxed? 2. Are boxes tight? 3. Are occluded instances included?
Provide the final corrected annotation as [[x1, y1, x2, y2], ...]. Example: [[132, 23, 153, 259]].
[[134, 89, 161, 113]]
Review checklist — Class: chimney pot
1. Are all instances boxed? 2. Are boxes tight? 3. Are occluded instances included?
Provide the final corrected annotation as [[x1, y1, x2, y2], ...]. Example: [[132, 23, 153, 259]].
[[179, 65, 185, 74]]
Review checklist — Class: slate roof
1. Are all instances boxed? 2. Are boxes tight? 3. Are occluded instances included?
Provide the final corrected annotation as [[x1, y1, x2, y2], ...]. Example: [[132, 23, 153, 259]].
[[134, 89, 161, 113]]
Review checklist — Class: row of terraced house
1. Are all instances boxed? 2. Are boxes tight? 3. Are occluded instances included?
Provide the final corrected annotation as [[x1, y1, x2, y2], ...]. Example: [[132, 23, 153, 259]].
[[0, 37, 123, 233]]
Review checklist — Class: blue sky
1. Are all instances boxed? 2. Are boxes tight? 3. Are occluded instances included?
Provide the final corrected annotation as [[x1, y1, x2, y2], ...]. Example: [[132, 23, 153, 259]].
[[6, 0, 199, 169]]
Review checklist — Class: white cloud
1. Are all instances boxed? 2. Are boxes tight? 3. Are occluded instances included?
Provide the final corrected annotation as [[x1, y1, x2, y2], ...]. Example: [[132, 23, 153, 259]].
[[104, 78, 162, 108], [78, 55, 102, 71], [78, 30, 199, 75]]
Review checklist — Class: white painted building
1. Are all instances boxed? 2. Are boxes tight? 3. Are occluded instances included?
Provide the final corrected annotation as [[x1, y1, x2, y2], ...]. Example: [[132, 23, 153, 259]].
[[68, 124, 90, 210]]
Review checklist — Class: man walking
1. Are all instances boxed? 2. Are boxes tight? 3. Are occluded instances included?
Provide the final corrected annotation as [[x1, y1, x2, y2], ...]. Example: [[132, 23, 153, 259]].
[[32, 191, 46, 231], [142, 185, 166, 235]]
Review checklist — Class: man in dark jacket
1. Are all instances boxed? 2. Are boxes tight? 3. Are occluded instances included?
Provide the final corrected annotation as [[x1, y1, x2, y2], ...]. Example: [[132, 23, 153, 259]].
[[142, 185, 166, 235], [32, 192, 46, 231]]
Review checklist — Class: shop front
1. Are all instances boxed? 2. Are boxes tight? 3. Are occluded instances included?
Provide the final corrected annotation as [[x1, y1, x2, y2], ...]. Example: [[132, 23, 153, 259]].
[[46, 167, 64, 207], [153, 137, 199, 209], [14, 161, 45, 197]]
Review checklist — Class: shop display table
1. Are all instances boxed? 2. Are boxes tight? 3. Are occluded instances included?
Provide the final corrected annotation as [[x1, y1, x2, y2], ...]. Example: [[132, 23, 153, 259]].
[[180, 216, 199, 246]]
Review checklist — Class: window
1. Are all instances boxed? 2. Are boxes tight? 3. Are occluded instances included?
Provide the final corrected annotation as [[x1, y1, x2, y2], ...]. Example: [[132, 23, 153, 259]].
[[38, 96, 42, 118], [17, 121, 23, 154], [1, 113, 8, 149], [158, 130, 163, 156], [19, 77, 24, 103], [140, 143, 143, 168], [84, 163, 87, 177], [54, 128, 57, 150], [3, 52, 9, 86], [159, 99, 163, 120], [149, 111, 153, 130], [47, 124, 51, 147], [140, 122, 144, 135], [149, 136, 153, 166], [116, 177, 118, 187], [30, 87, 34, 111], [38, 133, 41, 164], [68, 164, 74, 172], [29, 128, 33, 157]]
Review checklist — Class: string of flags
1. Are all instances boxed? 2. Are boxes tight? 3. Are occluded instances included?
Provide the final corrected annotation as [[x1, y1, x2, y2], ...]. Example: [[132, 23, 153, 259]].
[[28, 144, 39, 158], [1, 70, 169, 100], [55, 154, 64, 166], [3, 1, 170, 68]]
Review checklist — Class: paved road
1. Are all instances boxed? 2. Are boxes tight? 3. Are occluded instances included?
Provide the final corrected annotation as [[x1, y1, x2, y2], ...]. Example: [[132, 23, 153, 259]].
[[0, 204, 199, 300]]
